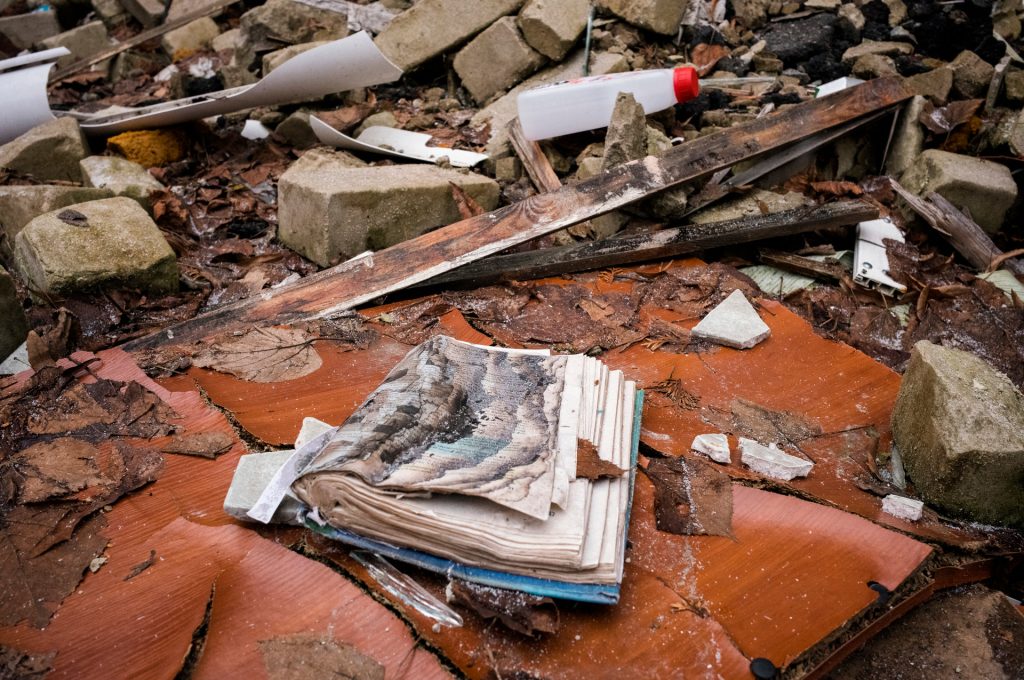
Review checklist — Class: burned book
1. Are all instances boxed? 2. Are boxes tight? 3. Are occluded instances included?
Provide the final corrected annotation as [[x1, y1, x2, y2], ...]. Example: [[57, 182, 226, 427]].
[[227, 335, 642, 603]]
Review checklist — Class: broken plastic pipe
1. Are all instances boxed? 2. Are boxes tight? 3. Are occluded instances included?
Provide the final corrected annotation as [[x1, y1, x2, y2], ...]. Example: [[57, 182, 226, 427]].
[[0, 47, 71, 144], [310, 118, 488, 167], [77, 32, 402, 135]]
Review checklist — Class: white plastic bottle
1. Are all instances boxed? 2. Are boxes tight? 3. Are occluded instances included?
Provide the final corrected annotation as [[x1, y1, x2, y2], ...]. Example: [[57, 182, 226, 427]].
[[517, 66, 700, 141]]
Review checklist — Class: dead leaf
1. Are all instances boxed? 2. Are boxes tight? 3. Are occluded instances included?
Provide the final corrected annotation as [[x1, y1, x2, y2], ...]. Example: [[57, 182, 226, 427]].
[[577, 298, 613, 322], [809, 180, 863, 197], [0, 645, 56, 680], [704, 399, 821, 450], [56, 209, 89, 227], [644, 456, 733, 537], [0, 511, 108, 628], [124, 549, 157, 581], [446, 578, 559, 636], [691, 43, 731, 76], [449, 182, 484, 220], [919, 99, 982, 135], [13, 438, 105, 503], [194, 327, 323, 383], [260, 634, 384, 680], [576, 439, 626, 480], [161, 431, 234, 459]]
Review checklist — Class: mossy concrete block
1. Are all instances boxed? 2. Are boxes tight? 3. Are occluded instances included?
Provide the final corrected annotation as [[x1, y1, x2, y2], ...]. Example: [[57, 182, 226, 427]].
[[0, 185, 113, 246], [517, 0, 587, 60], [453, 17, 545, 104], [278, 155, 499, 266], [949, 50, 994, 99], [595, 0, 689, 35], [13, 197, 178, 296], [0, 266, 28, 360], [374, 0, 525, 71], [0, 117, 89, 183], [79, 156, 165, 208], [900, 149, 1017, 233], [892, 341, 1024, 529]]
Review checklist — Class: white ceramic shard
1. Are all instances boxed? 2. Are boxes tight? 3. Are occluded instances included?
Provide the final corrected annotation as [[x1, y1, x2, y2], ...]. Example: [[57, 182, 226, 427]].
[[691, 289, 771, 349], [881, 494, 924, 521], [739, 438, 813, 481], [691, 433, 731, 464]]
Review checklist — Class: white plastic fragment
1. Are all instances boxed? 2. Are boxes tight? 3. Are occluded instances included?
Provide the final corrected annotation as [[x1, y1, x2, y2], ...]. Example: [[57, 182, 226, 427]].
[[310, 119, 489, 167], [691, 433, 731, 464], [881, 494, 924, 521], [815, 76, 865, 98], [241, 119, 272, 140], [853, 218, 907, 297], [0, 47, 71, 144], [739, 438, 813, 481], [691, 289, 771, 349]]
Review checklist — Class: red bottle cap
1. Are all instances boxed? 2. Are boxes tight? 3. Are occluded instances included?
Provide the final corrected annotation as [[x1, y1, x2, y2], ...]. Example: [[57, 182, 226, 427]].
[[673, 66, 700, 103]]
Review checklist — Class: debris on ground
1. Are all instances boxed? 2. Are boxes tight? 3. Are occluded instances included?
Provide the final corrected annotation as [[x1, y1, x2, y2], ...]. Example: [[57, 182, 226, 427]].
[[1, 0, 1023, 676]]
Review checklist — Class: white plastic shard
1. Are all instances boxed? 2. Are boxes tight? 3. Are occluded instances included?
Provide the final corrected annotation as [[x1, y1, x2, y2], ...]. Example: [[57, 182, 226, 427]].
[[310, 118, 489, 167], [881, 494, 924, 521], [691, 433, 731, 464], [79, 32, 402, 135], [739, 438, 813, 481], [853, 217, 907, 296], [241, 119, 272, 140], [691, 289, 771, 349], [0, 47, 71, 144]]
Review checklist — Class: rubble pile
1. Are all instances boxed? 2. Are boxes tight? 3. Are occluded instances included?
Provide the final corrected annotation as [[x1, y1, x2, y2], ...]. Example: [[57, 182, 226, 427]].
[[1, 0, 1023, 677]]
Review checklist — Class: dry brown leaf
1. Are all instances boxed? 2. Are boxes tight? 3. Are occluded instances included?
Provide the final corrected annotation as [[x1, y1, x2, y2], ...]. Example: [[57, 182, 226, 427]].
[[919, 99, 982, 135], [644, 456, 733, 537], [161, 431, 234, 459], [691, 43, 731, 76], [13, 438, 105, 503], [449, 182, 485, 220], [576, 439, 626, 480], [260, 634, 385, 680], [194, 327, 323, 383], [446, 578, 559, 636]]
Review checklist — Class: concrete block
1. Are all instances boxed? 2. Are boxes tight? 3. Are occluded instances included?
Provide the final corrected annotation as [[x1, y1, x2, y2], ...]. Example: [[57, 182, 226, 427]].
[[0, 266, 28, 361], [92, 0, 129, 24], [0, 10, 59, 51], [0, 117, 89, 183], [237, 0, 348, 68], [161, 17, 220, 59], [841, 39, 914, 64], [274, 111, 318, 148], [79, 156, 165, 208], [691, 289, 771, 349], [278, 155, 499, 266], [0, 185, 113, 246], [900, 149, 1017, 233], [38, 21, 113, 71], [950, 50, 994, 99], [595, 0, 688, 35], [517, 0, 587, 60], [892, 341, 1024, 529], [1005, 68, 1024, 103], [14, 197, 178, 296], [262, 41, 329, 75], [453, 17, 545, 104], [374, 0, 525, 71], [212, 27, 242, 54], [120, 0, 167, 27], [167, 0, 222, 22], [906, 67, 954, 105], [885, 95, 926, 178], [837, 3, 864, 40], [602, 92, 646, 169]]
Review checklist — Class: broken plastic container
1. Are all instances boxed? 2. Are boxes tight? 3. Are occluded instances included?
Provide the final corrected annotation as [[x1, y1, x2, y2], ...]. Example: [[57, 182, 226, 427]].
[[517, 66, 700, 141]]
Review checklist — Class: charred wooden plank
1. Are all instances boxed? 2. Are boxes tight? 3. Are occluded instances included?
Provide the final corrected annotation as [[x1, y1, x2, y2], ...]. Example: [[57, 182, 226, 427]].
[[124, 77, 913, 352], [890, 179, 1024, 276], [417, 201, 877, 287], [759, 249, 848, 282]]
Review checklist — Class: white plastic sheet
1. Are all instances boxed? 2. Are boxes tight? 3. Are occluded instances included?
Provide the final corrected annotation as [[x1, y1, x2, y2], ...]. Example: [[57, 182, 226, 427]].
[[0, 47, 70, 144], [80, 32, 402, 135], [310, 117, 488, 167]]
